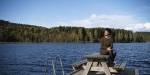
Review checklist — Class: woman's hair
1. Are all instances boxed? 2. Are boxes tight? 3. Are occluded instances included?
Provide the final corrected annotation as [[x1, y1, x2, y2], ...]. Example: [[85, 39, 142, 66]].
[[104, 28, 112, 35], [100, 28, 112, 38]]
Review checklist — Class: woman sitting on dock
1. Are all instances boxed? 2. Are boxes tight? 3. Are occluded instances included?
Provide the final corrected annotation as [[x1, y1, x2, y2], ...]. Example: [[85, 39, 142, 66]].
[[100, 28, 116, 66]]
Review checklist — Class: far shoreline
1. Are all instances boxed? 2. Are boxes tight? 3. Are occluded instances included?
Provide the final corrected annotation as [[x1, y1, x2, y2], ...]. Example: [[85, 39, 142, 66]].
[[0, 41, 149, 44]]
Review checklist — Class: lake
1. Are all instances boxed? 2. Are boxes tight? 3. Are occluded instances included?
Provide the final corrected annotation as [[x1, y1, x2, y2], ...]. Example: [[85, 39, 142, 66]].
[[0, 43, 150, 75]]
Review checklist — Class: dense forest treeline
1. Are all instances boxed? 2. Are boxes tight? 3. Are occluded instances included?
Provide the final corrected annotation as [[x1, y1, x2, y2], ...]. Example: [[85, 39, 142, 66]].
[[0, 20, 150, 43], [137, 32, 150, 42]]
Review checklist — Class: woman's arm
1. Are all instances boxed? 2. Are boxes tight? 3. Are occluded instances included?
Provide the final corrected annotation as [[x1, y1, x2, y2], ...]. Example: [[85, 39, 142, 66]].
[[101, 38, 107, 50], [107, 38, 113, 51]]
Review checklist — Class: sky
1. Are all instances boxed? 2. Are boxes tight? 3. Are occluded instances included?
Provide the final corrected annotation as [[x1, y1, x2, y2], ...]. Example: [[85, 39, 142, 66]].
[[0, 0, 150, 32]]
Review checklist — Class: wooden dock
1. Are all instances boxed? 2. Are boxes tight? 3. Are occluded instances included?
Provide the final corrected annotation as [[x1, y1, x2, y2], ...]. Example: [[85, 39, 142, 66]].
[[70, 53, 139, 75]]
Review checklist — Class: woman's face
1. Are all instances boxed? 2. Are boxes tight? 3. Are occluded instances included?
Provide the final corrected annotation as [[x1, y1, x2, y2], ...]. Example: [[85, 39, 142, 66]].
[[104, 30, 109, 36]]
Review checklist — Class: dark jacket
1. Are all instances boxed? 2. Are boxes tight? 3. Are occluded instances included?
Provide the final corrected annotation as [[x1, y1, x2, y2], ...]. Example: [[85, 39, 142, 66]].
[[100, 36, 113, 55]]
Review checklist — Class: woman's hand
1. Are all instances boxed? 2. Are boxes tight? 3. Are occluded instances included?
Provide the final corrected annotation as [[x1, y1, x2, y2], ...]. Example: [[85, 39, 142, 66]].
[[107, 47, 112, 51]]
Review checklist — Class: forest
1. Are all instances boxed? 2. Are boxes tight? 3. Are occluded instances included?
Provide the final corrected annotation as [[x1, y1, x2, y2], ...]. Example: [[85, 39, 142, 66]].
[[0, 20, 150, 43]]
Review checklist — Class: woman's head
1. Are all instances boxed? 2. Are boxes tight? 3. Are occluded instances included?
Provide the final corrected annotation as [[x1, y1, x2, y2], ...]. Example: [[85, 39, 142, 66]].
[[104, 28, 112, 36], [100, 28, 113, 39]]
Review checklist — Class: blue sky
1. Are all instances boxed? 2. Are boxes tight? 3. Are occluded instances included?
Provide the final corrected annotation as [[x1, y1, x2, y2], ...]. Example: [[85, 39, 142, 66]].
[[0, 0, 150, 31]]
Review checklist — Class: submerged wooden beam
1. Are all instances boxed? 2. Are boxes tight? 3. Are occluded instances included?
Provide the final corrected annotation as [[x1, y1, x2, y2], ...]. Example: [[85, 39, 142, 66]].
[[135, 69, 139, 75], [119, 61, 127, 70]]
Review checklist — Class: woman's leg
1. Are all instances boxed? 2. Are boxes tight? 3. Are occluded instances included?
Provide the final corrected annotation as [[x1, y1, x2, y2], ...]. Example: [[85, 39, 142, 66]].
[[108, 50, 116, 66], [112, 51, 116, 61]]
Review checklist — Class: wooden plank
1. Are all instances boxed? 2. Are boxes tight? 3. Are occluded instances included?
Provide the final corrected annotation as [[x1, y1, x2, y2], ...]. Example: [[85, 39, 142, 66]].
[[85, 53, 109, 61], [92, 62, 98, 67], [82, 65, 86, 69], [72, 59, 87, 67], [82, 61, 93, 75], [90, 66, 104, 71], [98, 62, 102, 67], [71, 68, 137, 75], [101, 62, 111, 75], [109, 67, 118, 73], [135, 69, 139, 75], [90, 67, 117, 73], [72, 60, 87, 70]]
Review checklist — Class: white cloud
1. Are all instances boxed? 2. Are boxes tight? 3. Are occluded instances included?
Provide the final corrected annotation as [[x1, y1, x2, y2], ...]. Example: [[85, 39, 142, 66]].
[[123, 23, 150, 32], [144, 23, 150, 29], [56, 14, 150, 32]]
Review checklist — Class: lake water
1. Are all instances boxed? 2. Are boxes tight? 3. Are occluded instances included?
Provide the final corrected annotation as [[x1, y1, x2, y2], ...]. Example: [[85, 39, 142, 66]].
[[0, 43, 150, 75]]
